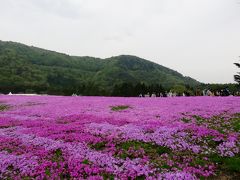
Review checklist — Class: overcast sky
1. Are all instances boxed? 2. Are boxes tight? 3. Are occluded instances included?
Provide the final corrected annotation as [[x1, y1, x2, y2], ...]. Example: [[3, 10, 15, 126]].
[[0, 0, 240, 83]]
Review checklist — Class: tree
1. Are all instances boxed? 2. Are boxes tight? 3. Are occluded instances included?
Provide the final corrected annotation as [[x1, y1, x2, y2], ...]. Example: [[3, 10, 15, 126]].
[[234, 59, 240, 84], [171, 85, 186, 96]]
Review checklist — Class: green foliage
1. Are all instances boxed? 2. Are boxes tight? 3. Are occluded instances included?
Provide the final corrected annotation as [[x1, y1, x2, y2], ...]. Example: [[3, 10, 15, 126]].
[[209, 154, 240, 173], [0, 104, 9, 111], [82, 159, 90, 165], [192, 115, 205, 125], [52, 148, 63, 162], [171, 84, 186, 95], [231, 115, 240, 132], [102, 173, 114, 180], [181, 118, 192, 123], [117, 141, 171, 158], [110, 105, 130, 111], [0, 40, 200, 96], [45, 168, 51, 176], [90, 142, 107, 151], [136, 175, 146, 180], [223, 157, 240, 172]]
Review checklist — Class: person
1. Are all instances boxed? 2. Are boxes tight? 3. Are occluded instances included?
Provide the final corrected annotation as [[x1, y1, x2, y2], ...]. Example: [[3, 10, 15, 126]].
[[163, 91, 167, 97], [206, 90, 213, 96], [145, 92, 150, 97], [168, 91, 173, 97], [151, 93, 156, 97], [202, 89, 207, 96], [222, 88, 230, 96]]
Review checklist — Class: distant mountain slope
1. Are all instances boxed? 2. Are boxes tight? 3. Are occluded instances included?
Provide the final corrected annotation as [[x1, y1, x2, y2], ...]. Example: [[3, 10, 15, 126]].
[[0, 40, 200, 95]]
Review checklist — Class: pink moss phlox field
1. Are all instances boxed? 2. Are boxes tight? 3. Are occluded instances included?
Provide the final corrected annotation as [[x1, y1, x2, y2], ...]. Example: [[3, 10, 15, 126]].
[[0, 95, 240, 179]]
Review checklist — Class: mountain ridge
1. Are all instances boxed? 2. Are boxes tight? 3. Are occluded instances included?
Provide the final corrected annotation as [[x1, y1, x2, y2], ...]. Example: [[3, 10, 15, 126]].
[[0, 40, 201, 95]]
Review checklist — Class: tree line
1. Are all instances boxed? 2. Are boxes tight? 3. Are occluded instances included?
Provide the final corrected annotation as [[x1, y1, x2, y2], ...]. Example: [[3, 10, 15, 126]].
[[1, 81, 239, 97], [0, 82, 191, 97]]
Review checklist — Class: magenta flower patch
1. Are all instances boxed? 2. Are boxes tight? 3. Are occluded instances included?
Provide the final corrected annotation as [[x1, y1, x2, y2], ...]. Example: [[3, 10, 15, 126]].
[[0, 95, 239, 179]]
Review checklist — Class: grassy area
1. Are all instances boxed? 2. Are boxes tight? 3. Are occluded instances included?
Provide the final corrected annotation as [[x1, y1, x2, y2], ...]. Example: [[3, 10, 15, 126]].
[[110, 105, 131, 111], [116, 140, 171, 160], [0, 104, 10, 111], [181, 113, 240, 133], [90, 142, 107, 151]]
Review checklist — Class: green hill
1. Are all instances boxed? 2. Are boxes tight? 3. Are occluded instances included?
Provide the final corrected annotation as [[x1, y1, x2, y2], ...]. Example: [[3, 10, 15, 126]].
[[0, 40, 200, 95]]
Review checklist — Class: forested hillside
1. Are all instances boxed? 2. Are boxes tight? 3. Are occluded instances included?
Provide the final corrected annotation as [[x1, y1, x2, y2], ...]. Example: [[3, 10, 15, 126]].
[[0, 40, 200, 96]]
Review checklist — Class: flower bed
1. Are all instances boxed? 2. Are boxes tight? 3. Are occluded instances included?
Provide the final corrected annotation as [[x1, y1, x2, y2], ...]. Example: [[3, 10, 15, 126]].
[[0, 95, 239, 179]]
